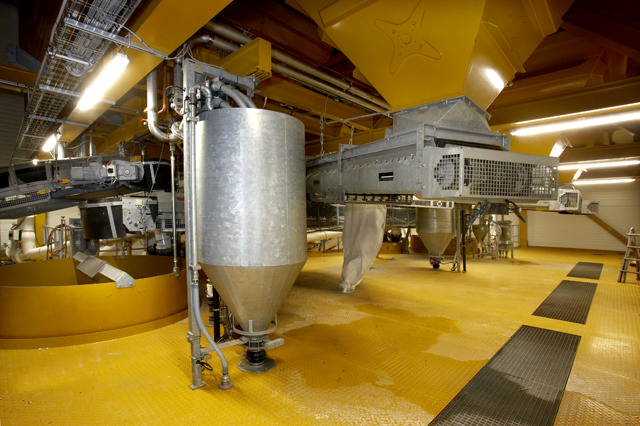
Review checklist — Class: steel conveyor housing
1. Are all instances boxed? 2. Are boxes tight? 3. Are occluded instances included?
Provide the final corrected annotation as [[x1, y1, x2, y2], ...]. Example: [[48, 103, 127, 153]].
[[307, 96, 558, 205], [0, 156, 170, 219]]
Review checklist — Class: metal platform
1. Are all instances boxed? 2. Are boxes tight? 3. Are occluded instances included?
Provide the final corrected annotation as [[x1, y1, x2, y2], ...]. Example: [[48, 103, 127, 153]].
[[430, 325, 581, 426], [533, 280, 598, 324], [568, 262, 603, 280]]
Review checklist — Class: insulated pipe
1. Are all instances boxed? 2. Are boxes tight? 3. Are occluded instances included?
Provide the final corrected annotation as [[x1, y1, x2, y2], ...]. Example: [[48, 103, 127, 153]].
[[189, 34, 238, 55], [8, 216, 73, 263], [147, 70, 179, 142], [270, 62, 385, 113], [205, 22, 391, 111], [307, 231, 343, 243], [191, 33, 385, 113], [234, 88, 256, 108], [220, 85, 248, 108]]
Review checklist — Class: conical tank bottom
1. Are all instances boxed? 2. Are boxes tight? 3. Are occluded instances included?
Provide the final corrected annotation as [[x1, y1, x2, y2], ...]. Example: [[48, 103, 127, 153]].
[[201, 262, 305, 333], [472, 224, 488, 243], [418, 232, 454, 257]]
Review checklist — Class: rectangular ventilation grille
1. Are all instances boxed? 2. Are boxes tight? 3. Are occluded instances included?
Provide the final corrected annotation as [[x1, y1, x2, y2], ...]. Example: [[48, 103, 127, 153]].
[[434, 154, 460, 191], [464, 159, 555, 199], [0, 192, 51, 209], [560, 191, 580, 208]]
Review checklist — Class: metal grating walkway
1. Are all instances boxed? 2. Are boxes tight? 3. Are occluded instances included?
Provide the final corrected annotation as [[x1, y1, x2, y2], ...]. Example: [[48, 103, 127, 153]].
[[532, 280, 597, 324], [430, 326, 581, 426], [567, 262, 603, 280]]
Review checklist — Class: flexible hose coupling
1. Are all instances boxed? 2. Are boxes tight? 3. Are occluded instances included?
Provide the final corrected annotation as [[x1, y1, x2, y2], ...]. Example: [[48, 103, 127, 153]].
[[218, 374, 233, 390]]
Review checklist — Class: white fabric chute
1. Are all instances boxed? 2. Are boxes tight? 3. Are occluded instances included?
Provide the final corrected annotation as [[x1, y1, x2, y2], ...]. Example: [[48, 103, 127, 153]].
[[337, 204, 387, 293]]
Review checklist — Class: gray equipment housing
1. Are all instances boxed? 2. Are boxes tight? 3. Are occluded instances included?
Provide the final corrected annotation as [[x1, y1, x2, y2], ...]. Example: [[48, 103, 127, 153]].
[[307, 96, 558, 205]]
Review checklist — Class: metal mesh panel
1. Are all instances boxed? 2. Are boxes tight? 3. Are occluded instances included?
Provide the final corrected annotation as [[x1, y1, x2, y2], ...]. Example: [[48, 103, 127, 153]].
[[434, 154, 460, 191], [386, 207, 416, 227], [12, 0, 143, 162], [465, 158, 556, 199], [156, 213, 186, 232], [559, 190, 580, 208], [0, 192, 51, 209]]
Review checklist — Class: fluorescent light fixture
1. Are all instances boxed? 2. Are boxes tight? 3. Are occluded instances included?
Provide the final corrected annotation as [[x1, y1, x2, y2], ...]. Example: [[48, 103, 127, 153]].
[[549, 137, 571, 157], [571, 169, 584, 181], [512, 110, 640, 136], [549, 142, 565, 157], [573, 178, 635, 185], [510, 102, 640, 136], [558, 159, 640, 170], [77, 52, 129, 111], [42, 133, 58, 152]]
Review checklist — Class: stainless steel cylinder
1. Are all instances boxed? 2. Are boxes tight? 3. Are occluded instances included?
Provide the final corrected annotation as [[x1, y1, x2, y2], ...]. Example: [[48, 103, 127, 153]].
[[498, 220, 512, 243], [416, 207, 454, 257], [195, 108, 306, 332]]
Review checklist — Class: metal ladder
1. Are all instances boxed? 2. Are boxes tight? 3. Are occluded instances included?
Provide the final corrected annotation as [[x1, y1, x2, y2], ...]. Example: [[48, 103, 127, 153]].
[[618, 227, 640, 283]]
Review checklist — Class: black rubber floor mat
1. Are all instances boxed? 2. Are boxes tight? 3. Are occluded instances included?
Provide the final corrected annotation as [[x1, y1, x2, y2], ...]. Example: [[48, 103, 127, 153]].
[[532, 280, 597, 324], [430, 326, 580, 426], [567, 262, 603, 280]]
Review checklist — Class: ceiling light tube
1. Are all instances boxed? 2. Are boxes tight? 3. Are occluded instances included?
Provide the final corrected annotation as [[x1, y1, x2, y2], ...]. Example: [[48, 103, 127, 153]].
[[77, 52, 129, 111], [571, 169, 584, 182], [511, 109, 640, 136], [573, 178, 635, 185], [558, 159, 640, 170], [42, 133, 58, 152]]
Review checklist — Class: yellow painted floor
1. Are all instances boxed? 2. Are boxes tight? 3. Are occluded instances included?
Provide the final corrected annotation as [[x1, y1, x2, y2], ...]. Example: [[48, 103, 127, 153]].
[[1, 247, 639, 425]]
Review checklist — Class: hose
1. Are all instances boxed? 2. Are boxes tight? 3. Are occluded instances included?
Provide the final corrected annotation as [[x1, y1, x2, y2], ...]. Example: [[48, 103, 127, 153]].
[[221, 85, 248, 108], [191, 285, 233, 389]]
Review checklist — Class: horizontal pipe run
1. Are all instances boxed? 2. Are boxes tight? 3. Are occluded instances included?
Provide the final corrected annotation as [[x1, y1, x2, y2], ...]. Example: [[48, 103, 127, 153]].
[[193, 30, 386, 113], [205, 22, 390, 110]]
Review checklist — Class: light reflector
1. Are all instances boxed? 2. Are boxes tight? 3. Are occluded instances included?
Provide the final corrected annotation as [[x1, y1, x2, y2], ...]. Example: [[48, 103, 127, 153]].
[[77, 52, 129, 111], [42, 134, 58, 152]]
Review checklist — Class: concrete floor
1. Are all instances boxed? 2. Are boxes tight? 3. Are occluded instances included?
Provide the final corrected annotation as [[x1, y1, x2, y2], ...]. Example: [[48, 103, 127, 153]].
[[1, 247, 638, 425]]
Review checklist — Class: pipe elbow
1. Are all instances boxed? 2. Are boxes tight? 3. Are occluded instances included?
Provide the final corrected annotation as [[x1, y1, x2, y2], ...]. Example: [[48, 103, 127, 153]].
[[221, 85, 248, 108], [147, 70, 180, 142]]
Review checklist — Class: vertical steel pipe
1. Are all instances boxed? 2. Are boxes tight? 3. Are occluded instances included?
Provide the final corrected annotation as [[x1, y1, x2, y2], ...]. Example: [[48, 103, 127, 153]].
[[182, 63, 231, 390], [170, 142, 179, 277]]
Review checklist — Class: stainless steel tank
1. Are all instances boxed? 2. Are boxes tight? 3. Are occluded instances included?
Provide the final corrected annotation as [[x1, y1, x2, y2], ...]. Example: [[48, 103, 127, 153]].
[[417, 207, 455, 260], [195, 108, 307, 333], [498, 220, 512, 244], [472, 218, 489, 245]]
